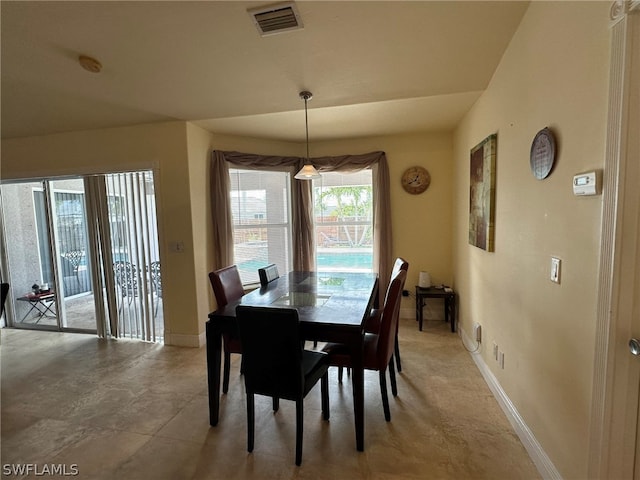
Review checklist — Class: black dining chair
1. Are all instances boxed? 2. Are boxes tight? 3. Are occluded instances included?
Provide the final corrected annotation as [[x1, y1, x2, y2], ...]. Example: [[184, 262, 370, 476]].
[[258, 263, 279, 286], [236, 305, 330, 466], [323, 268, 407, 421], [209, 265, 245, 394]]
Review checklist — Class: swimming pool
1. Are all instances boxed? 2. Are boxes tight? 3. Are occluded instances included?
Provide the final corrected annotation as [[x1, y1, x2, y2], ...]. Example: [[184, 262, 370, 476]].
[[237, 248, 373, 277], [317, 250, 373, 270]]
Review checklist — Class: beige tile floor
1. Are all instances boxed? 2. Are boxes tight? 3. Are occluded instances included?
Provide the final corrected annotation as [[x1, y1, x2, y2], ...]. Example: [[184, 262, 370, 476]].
[[14, 292, 164, 338], [1, 315, 540, 480]]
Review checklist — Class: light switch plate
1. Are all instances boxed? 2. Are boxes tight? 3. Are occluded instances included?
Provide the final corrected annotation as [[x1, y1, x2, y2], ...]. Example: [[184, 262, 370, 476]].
[[550, 257, 561, 284]]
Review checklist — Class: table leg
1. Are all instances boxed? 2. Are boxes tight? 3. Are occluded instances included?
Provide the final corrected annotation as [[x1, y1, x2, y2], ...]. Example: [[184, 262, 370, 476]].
[[350, 340, 365, 452], [20, 303, 39, 323], [206, 321, 223, 426], [38, 301, 56, 323], [450, 296, 456, 333], [418, 296, 424, 331], [444, 297, 449, 325]]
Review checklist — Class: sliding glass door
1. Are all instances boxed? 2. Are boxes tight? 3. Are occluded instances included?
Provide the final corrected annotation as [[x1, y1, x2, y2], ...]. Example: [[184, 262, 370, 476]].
[[0, 181, 62, 330], [0, 171, 163, 341], [50, 178, 97, 330]]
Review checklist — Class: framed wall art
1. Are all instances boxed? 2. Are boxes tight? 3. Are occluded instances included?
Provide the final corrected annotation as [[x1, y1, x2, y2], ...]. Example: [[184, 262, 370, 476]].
[[469, 134, 497, 252]]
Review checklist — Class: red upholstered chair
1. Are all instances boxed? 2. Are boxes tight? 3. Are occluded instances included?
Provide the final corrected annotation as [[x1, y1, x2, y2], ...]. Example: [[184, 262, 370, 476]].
[[209, 265, 245, 394], [364, 257, 409, 371], [323, 268, 407, 421]]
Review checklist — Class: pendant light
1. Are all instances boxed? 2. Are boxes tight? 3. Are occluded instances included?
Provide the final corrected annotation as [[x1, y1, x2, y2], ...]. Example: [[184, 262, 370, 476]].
[[294, 91, 321, 180]]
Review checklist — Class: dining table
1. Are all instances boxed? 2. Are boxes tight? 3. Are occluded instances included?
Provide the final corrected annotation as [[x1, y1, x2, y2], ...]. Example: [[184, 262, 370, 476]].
[[206, 270, 379, 452]]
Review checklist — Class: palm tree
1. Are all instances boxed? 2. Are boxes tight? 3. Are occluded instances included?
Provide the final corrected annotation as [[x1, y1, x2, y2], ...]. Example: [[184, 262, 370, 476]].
[[315, 185, 372, 247]]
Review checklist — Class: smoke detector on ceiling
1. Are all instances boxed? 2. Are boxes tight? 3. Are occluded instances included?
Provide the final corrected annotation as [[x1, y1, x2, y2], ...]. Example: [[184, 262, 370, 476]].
[[78, 55, 102, 73], [248, 2, 303, 36]]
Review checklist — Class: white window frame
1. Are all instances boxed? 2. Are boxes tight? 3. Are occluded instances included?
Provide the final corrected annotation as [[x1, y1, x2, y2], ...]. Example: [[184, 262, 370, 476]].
[[312, 170, 374, 273], [229, 167, 293, 285]]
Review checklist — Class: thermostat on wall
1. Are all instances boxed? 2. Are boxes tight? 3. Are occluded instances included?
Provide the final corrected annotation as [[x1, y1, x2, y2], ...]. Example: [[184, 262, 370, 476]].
[[573, 171, 599, 196]]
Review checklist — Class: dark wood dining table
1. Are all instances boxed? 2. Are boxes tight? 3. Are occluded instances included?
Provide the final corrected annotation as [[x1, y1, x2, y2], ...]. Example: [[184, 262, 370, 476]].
[[206, 270, 379, 452]]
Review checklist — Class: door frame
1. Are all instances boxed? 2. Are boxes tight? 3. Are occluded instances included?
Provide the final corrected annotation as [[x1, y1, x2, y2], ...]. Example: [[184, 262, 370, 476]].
[[589, 2, 640, 478]]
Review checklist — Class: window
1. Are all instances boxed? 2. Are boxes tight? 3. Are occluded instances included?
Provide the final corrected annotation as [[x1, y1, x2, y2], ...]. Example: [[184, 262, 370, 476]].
[[313, 170, 373, 272], [229, 169, 292, 284]]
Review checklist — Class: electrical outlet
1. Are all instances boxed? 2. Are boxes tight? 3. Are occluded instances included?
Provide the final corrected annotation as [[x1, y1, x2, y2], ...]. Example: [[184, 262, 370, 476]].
[[550, 257, 561, 284], [473, 323, 482, 343]]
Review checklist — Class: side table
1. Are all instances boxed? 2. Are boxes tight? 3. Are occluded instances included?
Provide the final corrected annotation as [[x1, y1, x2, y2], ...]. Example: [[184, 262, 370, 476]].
[[17, 291, 57, 323], [415, 286, 456, 332]]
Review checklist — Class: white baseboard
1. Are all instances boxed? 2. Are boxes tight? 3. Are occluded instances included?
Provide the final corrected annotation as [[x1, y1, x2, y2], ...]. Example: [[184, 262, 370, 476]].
[[164, 331, 205, 347], [460, 328, 562, 480]]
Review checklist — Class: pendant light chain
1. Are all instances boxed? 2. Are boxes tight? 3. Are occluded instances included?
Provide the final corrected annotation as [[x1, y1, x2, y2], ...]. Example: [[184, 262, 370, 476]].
[[305, 95, 310, 160]]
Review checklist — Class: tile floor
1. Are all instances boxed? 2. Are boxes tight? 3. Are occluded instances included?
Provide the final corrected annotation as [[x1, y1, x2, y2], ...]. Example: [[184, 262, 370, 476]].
[[1, 315, 540, 479]]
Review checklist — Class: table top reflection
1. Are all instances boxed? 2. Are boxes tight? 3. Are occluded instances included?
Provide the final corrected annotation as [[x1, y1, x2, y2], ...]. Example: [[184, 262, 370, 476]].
[[211, 270, 378, 329]]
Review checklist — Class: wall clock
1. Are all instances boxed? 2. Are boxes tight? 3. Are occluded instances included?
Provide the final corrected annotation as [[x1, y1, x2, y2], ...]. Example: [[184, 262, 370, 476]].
[[530, 127, 557, 180], [401, 166, 431, 194]]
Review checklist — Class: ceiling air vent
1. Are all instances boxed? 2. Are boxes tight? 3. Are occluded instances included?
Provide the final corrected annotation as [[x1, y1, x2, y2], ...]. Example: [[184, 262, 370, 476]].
[[248, 2, 303, 36]]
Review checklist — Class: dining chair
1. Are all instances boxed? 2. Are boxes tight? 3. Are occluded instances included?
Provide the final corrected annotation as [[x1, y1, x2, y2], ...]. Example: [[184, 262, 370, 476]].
[[258, 263, 279, 286], [364, 257, 409, 371], [236, 305, 330, 466], [208, 265, 245, 394], [113, 261, 139, 313], [323, 268, 407, 421], [62, 250, 84, 289], [149, 261, 162, 317]]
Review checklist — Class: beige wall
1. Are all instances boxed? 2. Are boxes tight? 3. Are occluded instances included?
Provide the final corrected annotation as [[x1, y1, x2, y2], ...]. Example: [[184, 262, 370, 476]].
[[185, 123, 213, 343], [452, 2, 610, 478]]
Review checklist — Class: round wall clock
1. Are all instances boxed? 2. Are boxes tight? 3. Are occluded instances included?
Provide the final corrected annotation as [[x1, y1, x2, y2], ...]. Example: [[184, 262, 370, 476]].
[[401, 166, 431, 194], [530, 127, 556, 180]]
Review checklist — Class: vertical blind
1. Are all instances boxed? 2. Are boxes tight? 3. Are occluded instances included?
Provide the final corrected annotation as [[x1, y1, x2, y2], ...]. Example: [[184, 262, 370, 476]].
[[103, 171, 162, 341]]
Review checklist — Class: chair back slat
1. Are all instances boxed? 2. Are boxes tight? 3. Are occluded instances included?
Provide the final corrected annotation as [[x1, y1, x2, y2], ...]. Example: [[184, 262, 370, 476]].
[[113, 261, 138, 296]]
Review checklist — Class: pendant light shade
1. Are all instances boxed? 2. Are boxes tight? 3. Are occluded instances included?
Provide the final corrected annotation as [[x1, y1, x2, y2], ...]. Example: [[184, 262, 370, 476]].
[[295, 91, 321, 180], [295, 164, 321, 180]]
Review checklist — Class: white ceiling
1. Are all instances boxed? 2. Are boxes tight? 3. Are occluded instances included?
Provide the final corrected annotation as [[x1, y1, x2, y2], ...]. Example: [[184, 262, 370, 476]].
[[1, 1, 529, 142]]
